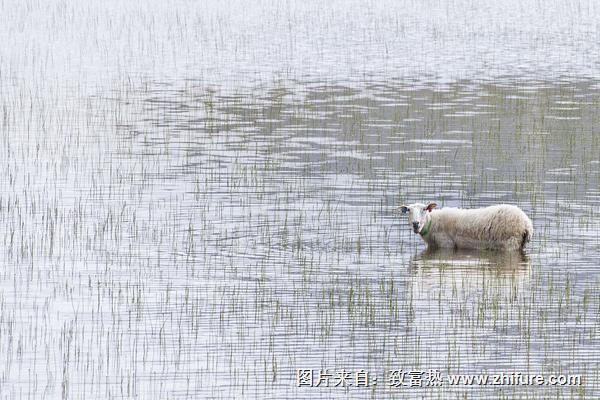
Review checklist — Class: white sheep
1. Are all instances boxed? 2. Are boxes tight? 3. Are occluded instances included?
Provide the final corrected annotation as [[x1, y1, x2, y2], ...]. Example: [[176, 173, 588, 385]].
[[399, 203, 533, 251]]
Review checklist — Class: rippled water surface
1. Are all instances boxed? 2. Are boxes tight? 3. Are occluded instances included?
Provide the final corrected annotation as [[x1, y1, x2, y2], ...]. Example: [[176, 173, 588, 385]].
[[1, 1, 599, 399]]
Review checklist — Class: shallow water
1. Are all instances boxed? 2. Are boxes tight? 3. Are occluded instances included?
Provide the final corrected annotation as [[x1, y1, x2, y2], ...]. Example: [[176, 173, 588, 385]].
[[1, 1, 599, 399]]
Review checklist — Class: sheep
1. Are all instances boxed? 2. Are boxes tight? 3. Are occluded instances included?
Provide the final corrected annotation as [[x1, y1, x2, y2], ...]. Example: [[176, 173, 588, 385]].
[[399, 203, 533, 251]]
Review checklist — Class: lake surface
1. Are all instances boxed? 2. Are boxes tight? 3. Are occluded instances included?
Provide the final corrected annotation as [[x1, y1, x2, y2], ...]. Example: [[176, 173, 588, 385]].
[[0, 1, 598, 399]]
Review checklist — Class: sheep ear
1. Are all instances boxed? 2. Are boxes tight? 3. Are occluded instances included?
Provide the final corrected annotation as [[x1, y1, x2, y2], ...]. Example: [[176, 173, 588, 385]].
[[426, 203, 437, 212], [400, 205, 409, 214]]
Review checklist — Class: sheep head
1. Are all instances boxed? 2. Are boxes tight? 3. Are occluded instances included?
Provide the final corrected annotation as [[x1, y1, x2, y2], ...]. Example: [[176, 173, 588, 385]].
[[399, 202, 437, 234]]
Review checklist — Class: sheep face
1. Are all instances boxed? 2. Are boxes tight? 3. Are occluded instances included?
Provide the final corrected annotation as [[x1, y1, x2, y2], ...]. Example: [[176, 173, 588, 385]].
[[400, 202, 437, 234]]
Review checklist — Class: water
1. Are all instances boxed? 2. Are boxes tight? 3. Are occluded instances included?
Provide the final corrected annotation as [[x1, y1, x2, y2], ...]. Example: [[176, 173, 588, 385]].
[[0, 1, 598, 399]]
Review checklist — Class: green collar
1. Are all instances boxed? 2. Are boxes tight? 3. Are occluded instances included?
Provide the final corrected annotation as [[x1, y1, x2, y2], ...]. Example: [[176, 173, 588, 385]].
[[419, 218, 432, 236]]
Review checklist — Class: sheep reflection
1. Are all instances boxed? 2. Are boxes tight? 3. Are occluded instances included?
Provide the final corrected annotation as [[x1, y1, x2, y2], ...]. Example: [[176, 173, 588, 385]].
[[404, 248, 532, 369], [409, 248, 531, 272]]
